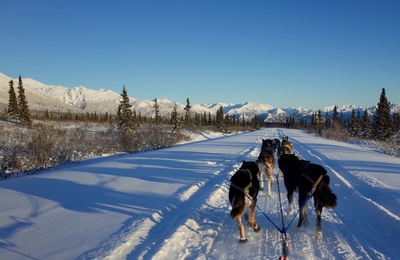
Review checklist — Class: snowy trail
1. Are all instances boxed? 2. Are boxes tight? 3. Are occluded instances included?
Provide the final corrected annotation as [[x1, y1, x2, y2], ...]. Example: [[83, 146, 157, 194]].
[[144, 129, 400, 260], [1, 128, 399, 260]]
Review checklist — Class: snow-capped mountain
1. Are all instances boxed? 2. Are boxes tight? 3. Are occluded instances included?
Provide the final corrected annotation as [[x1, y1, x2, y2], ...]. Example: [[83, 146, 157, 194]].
[[1, 72, 398, 122]]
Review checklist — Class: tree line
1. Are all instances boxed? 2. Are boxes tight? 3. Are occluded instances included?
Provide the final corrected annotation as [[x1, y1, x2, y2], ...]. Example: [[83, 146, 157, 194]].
[[282, 88, 399, 142], [2, 77, 398, 141], [1, 77, 399, 178]]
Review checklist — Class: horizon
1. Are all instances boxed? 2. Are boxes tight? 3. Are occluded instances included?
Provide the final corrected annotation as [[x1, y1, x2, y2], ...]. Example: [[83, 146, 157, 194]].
[[1, 71, 398, 113], [1, 1, 399, 109]]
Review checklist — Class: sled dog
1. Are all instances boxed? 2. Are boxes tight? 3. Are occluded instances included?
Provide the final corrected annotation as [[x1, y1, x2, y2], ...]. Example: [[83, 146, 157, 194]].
[[278, 154, 337, 242], [256, 151, 275, 197], [229, 161, 261, 242]]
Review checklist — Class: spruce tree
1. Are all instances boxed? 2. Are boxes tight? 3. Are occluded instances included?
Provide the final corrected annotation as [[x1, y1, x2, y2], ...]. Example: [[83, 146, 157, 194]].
[[17, 75, 32, 126], [216, 106, 225, 130], [7, 80, 19, 120], [393, 112, 400, 134], [153, 98, 161, 126], [349, 109, 361, 137], [373, 88, 393, 140], [315, 110, 324, 135], [184, 98, 191, 128], [361, 109, 372, 138], [117, 86, 135, 133], [171, 102, 180, 132], [332, 105, 339, 122], [252, 115, 260, 129]]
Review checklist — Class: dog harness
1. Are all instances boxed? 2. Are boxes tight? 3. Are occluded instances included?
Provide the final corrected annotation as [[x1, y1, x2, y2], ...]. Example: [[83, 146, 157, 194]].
[[230, 169, 253, 195], [300, 161, 324, 192]]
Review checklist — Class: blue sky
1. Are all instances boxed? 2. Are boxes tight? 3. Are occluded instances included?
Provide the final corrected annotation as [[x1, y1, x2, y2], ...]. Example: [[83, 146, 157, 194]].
[[1, 0, 399, 109]]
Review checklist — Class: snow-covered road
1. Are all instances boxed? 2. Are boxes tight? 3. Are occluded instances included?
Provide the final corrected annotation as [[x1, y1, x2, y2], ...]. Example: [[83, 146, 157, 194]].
[[0, 128, 399, 259]]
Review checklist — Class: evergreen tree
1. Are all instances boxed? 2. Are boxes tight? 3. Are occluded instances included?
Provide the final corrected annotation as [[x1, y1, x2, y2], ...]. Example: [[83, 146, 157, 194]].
[[325, 111, 330, 129], [361, 109, 372, 138], [208, 112, 213, 126], [153, 98, 161, 126], [349, 109, 361, 137], [215, 106, 225, 131], [373, 88, 393, 140], [17, 75, 32, 126], [252, 115, 260, 129], [7, 80, 19, 120], [330, 105, 345, 132], [184, 98, 191, 127], [393, 112, 400, 134], [332, 105, 339, 123], [171, 102, 181, 132], [117, 86, 135, 133], [315, 110, 324, 135], [202, 112, 207, 126]]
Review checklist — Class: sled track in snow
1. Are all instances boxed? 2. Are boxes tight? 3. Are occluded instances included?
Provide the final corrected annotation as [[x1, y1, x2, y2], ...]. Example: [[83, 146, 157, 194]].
[[98, 136, 264, 259], [95, 129, 398, 259]]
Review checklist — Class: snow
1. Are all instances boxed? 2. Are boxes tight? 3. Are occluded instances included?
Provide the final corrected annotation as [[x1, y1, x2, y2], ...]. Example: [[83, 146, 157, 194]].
[[0, 128, 399, 259]]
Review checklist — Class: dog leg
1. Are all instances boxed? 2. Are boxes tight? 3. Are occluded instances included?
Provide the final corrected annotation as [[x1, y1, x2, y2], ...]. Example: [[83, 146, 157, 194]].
[[315, 203, 323, 242], [297, 209, 308, 227], [267, 180, 272, 197], [297, 195, 309, 228], [246, 203, 260, 233], [236, 217, 247, 243], [258, 171, 265, 191], [247, 204, 256, 227], [287, 192, 294, 216], [244, 211, 249, 222]]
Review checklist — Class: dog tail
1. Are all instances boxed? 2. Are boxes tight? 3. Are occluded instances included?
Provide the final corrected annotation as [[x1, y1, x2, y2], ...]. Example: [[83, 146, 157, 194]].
[[230, 194, 246, 219], [318, 175, 337, 209]]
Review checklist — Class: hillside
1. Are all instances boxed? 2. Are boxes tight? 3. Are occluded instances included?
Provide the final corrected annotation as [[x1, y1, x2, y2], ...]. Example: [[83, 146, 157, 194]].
[[0, 128, 399, 259]]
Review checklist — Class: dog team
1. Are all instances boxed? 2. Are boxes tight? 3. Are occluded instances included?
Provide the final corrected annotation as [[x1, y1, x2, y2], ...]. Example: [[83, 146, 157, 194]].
[[229, 136, 337, 243]]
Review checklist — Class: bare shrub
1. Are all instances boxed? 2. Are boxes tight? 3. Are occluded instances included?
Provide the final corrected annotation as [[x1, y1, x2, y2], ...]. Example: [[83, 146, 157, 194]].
[[0, 119, 199, 178], [117, 131, 140, 153], [27, 124, 57, 168]]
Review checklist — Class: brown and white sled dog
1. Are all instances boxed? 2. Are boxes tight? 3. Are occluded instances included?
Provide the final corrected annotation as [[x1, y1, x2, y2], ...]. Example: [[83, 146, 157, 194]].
[[281, 136, 293, 156], [278, 154, 337, 242], [256, 151, 275, 197], [229, 161, 261, 242]]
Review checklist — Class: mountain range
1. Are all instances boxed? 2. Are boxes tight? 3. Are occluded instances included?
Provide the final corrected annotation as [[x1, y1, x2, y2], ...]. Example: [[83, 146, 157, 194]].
[[1, 72, 399, 122]]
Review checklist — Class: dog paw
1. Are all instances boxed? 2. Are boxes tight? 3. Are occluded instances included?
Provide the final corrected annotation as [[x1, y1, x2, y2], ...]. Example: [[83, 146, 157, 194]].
[[239, 237, 248, 243], [253, 224, 261, 232], [267, 193, 272, 198], [247, 222, 255, 229], [315, 232, 322, 243], [287, 211, 294, 216], [303, 219, 309, 227], [259, 187, 264, 191]]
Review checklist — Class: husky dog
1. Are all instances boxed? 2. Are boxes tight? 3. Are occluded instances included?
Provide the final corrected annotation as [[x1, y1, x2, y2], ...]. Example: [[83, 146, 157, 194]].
[[261, 138, 275, 153], [229, 161, 261, 242], [281, 142, 293, 155], [256, 151, 275, 197], [281, 136, 293, 156], [278, 154, 337, 242]]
